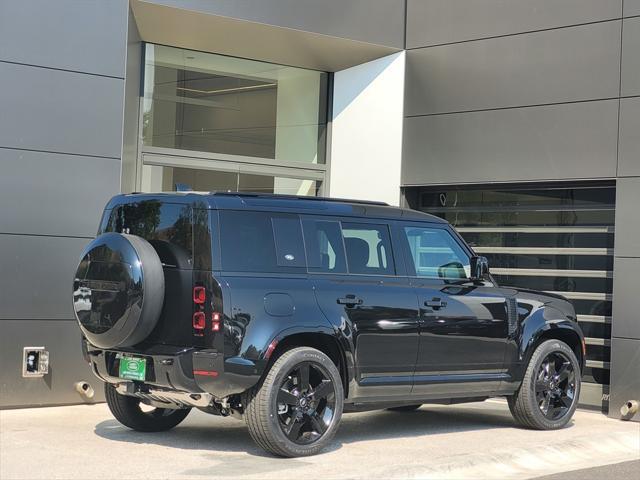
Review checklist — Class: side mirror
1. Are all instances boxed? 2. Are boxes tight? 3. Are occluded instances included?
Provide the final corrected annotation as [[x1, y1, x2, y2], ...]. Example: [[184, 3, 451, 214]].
[[470, 256, 490, 281]]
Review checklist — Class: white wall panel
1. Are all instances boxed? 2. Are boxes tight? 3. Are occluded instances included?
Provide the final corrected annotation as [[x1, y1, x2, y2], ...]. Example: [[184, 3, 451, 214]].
[[329, 53, 405, 206]]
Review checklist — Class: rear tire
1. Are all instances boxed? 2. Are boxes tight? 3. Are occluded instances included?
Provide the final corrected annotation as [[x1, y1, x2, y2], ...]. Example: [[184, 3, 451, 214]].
[[387, 404, 422, 412], [105, 383, 191, 432], [508, 339, 581, 430], [243, 347, 344, 457]]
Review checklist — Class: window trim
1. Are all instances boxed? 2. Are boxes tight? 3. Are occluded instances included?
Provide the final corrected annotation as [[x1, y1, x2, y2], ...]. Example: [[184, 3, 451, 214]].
[[396, 222, 475, 281], [301, 215, 400, 277], [341, 221, 396, 277]]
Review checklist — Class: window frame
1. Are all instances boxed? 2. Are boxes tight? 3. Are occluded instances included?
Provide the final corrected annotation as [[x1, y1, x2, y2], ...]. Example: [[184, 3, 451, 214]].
[[218, 210, 307, 275], [396, 221, 475, 281], [301, 215, 402, 277], [341, 221, 396, 276]]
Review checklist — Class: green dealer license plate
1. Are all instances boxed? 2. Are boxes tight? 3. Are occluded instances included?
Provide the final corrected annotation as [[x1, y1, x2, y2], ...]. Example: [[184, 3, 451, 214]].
[[118, 355, 146, 381]]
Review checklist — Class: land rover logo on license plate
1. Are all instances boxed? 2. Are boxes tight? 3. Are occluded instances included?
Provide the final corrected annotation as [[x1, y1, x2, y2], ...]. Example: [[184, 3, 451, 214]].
[[118, 356, 146, 381]]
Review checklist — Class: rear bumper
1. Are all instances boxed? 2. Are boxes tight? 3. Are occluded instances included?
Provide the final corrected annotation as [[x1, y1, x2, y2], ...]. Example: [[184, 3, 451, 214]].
[[85, 341, 260, 399]]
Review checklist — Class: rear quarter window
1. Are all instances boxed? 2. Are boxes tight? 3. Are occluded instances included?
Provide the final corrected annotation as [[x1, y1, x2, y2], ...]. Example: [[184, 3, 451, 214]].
[[219, 211, 306, 273]]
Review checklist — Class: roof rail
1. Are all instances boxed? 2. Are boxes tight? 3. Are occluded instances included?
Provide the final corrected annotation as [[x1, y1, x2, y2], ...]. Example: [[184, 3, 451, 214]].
[[210, 191, 390, 207]]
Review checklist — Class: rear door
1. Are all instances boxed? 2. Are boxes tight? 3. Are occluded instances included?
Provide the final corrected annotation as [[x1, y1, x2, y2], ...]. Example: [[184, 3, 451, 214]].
[[304, 216, 420, 400], [397, 223, 513, 396], [100, 200, 196, 347]]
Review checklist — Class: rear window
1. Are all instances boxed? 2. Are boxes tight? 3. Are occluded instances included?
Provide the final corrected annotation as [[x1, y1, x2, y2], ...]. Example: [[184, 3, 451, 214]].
[[219, 211, 306, 273], [102, 201, 193, 268]]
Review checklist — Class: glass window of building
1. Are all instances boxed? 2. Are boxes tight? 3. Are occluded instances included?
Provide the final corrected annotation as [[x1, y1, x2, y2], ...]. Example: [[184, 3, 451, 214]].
[[142, 44, 329, 165]]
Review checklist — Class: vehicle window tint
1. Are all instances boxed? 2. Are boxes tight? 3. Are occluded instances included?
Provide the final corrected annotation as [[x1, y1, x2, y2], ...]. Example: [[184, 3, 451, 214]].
[[220, 211, 276, 272], [220, 211, 305, 273], [272, 217, 306, 268], [342, 223, 394, 275], [302, 219, 347, 273], [193, 208, 212, 271], [403, 226, 470, 279], [104, 201, 192, 268]]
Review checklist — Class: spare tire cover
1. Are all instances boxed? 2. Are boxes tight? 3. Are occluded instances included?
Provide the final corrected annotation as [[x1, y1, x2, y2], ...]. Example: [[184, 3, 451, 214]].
[[73, 233, 165, 349]]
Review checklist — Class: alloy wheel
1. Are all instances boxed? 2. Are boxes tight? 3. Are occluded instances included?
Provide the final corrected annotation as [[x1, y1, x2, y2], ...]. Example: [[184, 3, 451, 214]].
[[276, 361, 337, 445], [534, 351, 577, 420]]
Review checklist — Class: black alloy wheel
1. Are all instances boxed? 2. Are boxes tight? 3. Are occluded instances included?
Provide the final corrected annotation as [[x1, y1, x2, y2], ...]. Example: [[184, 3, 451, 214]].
[[243, 347, 344, 457], [534, 351, 577, 420], [276, 362, 337, 445], [508, 339, 581, 430]]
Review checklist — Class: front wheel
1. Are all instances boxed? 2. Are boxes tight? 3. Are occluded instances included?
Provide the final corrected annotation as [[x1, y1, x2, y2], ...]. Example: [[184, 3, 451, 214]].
[[243, 347, 344, 457], [105, 383, 191, 432], [508, 339, 581, 430]]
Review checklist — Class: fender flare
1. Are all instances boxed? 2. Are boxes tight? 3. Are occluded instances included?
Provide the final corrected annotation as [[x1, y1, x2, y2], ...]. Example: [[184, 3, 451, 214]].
[[518, 305, 585, 372]]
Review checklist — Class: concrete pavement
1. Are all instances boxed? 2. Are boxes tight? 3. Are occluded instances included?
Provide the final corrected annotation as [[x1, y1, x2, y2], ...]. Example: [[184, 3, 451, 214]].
[[1, 399, 638, 479]]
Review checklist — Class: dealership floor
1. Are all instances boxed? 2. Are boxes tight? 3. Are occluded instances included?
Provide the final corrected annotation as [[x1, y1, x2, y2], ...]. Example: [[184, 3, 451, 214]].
[[1, 400, 638, 479]]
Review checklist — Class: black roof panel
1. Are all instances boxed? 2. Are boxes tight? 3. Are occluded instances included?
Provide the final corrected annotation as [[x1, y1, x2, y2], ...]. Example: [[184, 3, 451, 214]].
[[104, 192, 447, 223]]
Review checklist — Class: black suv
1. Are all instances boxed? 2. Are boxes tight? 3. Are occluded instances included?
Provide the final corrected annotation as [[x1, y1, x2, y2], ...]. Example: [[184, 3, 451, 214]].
[[73, 193, 584, 457]]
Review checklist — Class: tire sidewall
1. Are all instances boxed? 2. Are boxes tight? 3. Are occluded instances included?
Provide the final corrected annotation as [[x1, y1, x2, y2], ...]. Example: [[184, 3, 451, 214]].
[[264, 348, 344, 457], [525, 340, 581, 429]]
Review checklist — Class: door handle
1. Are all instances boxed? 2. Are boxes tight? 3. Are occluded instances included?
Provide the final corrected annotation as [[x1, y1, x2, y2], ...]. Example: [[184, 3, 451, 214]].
[[337, 295, 363, 306], [425, 298, 447, 310]]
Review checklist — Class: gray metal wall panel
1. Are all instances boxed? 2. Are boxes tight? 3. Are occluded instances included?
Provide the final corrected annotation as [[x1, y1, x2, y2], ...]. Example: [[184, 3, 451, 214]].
[[0, 320, 104, 408], [614, 177, 640, 258], [612, 257, 640, 339], [121, 10, 143, 194], [405, 21, 621, 116], [143, 0, 405, 48], [406, 0, 622, 49], [621, 17, 640, 97], [402, 100, 618, 185], [0, 0, 128, 78], [0, 149, 119, 237], [609, 338, 640, 422], [625, 0, 640, 17], [618, 97, 640, 177], [0, 235, 89, 320], [0, 62, 124, 159]]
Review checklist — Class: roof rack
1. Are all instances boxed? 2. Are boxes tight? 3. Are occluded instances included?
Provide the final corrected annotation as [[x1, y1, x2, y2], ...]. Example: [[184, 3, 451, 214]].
[[210, 191, 390, 207]]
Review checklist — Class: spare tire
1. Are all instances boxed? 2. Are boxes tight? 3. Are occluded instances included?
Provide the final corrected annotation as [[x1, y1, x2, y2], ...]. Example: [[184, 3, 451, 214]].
[[72, 233, 165, 349]]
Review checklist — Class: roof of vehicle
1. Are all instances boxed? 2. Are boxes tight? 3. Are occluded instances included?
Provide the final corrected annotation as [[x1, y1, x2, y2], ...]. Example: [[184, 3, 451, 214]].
[[104, 192, 448, 223]]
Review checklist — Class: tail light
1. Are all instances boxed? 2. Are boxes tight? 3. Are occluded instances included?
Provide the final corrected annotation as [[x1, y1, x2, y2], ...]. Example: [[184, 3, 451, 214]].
[[193, 286, 206, 304], [193, 285, 206, 336], [192, 285, 222, 336], [192, 311, 206, 331], [211, 312, 221, 332]]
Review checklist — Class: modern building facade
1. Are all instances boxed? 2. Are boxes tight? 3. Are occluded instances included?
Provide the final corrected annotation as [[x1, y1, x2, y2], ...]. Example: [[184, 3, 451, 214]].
[[1, 0, 638, 421]]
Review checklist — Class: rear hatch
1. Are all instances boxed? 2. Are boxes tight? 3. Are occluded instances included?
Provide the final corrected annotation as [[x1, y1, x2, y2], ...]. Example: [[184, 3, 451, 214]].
[[98, 199, 216, 348]]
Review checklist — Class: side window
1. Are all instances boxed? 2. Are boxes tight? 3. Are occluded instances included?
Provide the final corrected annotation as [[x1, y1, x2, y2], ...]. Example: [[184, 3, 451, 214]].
[[104, 202, 193, 268], [219, 211, 305, 273], [342, 223, 394, 275], [403, 226, 470, 279], [272, 217, 306, 268], [302, 219, 347, 273]]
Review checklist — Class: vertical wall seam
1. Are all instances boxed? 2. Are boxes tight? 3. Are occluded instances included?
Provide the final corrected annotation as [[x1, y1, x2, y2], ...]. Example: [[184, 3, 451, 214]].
[[616, 6, 625, 178]]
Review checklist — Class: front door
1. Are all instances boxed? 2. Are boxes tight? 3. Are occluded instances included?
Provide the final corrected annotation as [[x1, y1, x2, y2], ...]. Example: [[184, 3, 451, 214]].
[[398, 223, 512, 396], [302, 217, 420, 400]]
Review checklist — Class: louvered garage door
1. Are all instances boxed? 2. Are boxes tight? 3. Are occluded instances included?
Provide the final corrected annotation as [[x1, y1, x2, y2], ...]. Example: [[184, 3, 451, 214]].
[[406, 182, 615, 411]]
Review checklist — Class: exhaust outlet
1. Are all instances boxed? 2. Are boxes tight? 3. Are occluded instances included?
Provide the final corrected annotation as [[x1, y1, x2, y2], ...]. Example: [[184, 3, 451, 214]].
[[620, 400, 639, 420], [75, 381, 95, 399]]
